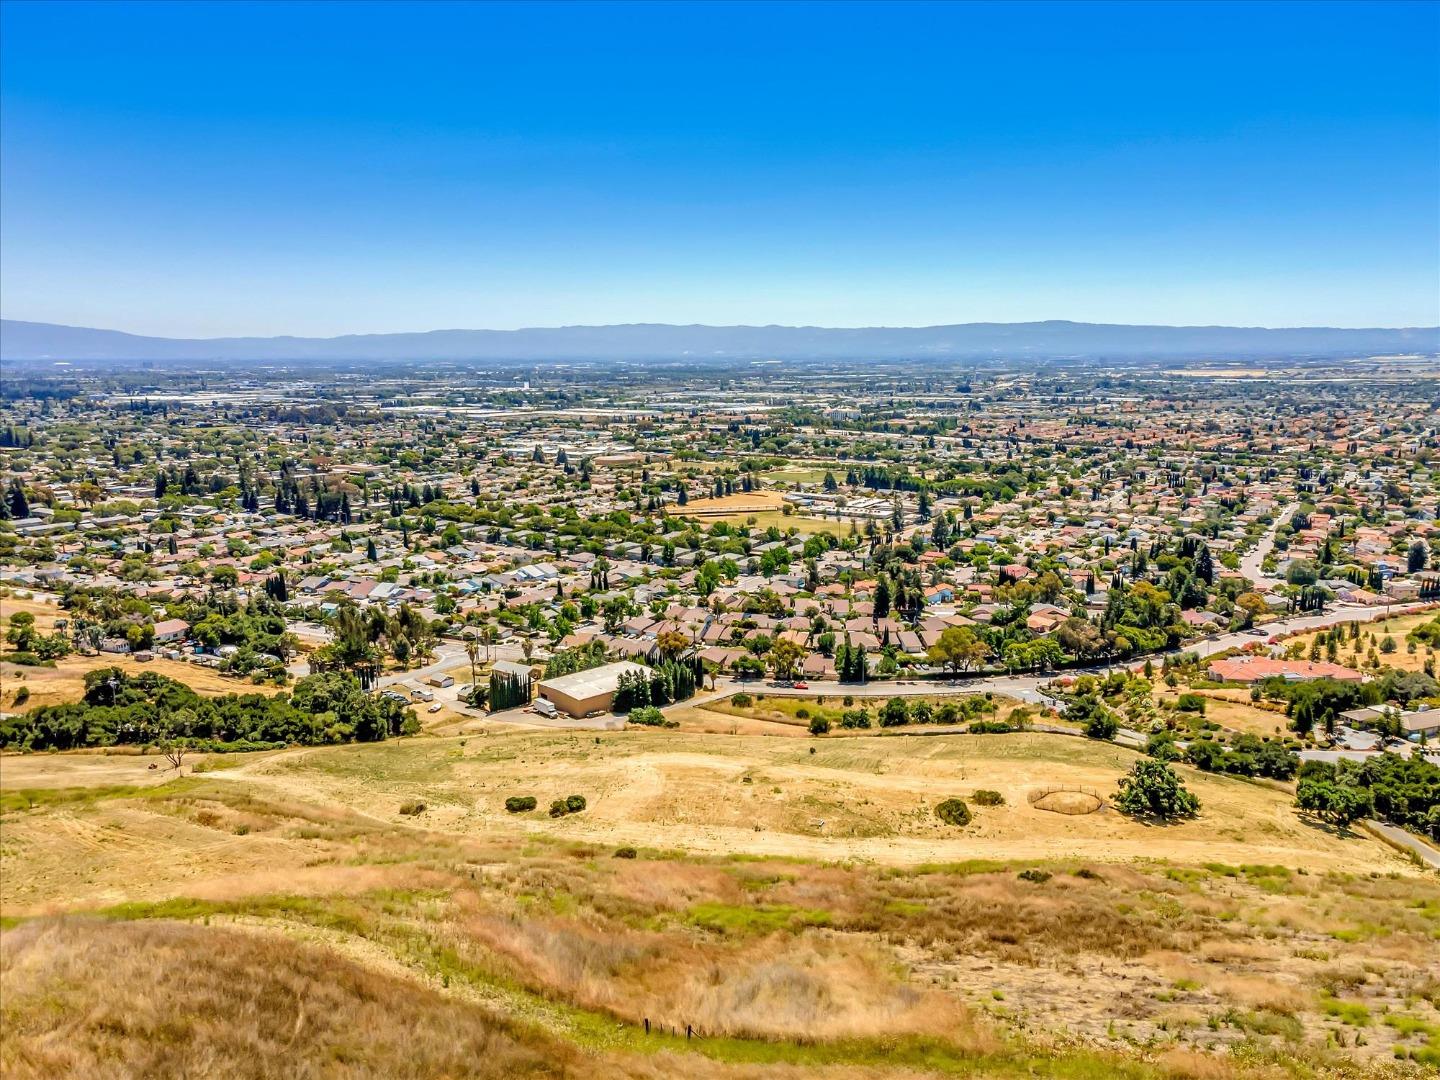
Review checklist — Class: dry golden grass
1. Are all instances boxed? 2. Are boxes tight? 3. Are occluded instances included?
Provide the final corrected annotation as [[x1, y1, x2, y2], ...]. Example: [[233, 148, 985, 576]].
[[5, 731, 1440, 1077], [1163, 689, 1291, 738], [0, 918, 584, 1080], [682, 491, 790, 514], [215, 730, 1410, 874], [1281, 611, 1437, 675], [678, 492, 851, 535], [1, 652, 285, 712], [464, 907, 977, 1043], [0, 592, 66, 630]]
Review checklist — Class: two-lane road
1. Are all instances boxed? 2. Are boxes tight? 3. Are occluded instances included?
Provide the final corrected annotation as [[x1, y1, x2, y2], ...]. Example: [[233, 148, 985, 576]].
[[1240, 501, 1300, 589]]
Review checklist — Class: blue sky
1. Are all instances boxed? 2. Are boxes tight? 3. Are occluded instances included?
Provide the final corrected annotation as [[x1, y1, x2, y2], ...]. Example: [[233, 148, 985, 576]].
[[2, 0, 1436, 336]]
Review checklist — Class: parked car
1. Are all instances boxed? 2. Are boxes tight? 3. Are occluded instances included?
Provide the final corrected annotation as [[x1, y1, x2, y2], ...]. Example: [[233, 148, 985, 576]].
[[792, 681, 809, 690], [427, 702, 443, 713]]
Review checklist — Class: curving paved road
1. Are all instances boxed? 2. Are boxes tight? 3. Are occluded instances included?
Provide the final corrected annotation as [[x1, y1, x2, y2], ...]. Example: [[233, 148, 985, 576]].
[[1240, 501, 1300, 589], [1363, 820, 1440, 871]]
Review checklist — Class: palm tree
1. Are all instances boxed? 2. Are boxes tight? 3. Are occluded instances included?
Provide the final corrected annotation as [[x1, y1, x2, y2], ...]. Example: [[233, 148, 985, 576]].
[[464, 634, 481, 697]]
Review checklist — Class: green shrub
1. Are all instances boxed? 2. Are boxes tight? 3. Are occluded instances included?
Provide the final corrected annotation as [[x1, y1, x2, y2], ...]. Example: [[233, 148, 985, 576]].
[[880, 697, 909, 727], [628, 706, 674, 727], [504, 795, 537, 813], [565, 794, 587, 813], [1017, 868, 1051, 883], [614, 846, 637, 859], [808, 715, 831, 735], [934, 798, 971, 827], [969, 719, 1014, 734], [398, 800, 426, 816], [549, 799, 569, 818], [730, 693, 753, 707], [1, 652, 55, 668], [972, 789, 1004, 806], [1177, 693, 1207, 714]]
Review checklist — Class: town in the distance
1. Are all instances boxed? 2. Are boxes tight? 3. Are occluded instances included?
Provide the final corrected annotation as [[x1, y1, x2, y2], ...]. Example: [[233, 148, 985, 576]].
[[3, 347, 1439, 1075]]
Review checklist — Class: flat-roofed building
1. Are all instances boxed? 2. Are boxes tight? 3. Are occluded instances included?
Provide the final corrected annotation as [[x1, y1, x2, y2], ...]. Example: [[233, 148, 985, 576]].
[[535, 661, 649, 718]]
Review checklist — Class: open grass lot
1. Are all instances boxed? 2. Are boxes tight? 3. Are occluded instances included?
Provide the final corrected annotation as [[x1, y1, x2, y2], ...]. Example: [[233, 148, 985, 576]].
[[711, 509, 854, 536], [0, 591, 66, 631], [0, 652, 286, 713], [1156, 687, 1292, 739], [680, 491, 855, 537], [4, 728, 1438, 1078], [760, 466, 834, 486], [1281, 611, 1438, 675]]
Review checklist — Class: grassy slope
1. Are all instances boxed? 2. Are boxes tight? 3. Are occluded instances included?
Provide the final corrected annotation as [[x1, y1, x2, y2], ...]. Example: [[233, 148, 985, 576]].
[[2, 732, 1438, 1078]]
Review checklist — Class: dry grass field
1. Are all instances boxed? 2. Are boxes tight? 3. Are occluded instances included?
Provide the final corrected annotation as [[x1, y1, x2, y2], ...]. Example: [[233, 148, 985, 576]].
[[4, 725, 1438, 1078], [0, 590, 287, 712], [1281, 612, 1438, 676], [1, 653, 286, 712], [1155, 687, 1291, 739], [695, 693, 1031, 733], [680, 491, 853, 536]]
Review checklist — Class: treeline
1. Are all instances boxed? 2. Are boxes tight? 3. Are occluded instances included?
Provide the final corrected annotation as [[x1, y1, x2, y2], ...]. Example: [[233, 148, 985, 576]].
[[613, 657, 702, 711], [1148, 731, 1298, 780], [1296, 755, 1439, 839], [0, 668, 417, 752]]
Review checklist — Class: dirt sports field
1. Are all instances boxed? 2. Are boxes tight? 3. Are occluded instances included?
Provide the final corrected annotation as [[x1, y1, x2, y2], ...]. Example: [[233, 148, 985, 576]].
[[3, 722, 1439, 1080]]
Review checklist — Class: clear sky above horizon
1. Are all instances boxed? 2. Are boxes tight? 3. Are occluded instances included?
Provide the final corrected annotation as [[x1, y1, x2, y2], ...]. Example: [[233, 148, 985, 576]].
[[2, 0, 1437, 337]]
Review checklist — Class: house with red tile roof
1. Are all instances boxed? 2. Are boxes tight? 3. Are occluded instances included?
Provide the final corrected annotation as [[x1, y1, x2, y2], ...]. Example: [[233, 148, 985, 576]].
[[1205, 657, 1364, 684]]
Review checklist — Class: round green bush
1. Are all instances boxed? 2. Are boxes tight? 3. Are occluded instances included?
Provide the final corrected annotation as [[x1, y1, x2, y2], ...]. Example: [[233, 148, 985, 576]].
[[565, 794, 587, 813], [613, 846, 637, 859], [972, 789, 1005, 806], [934, 798, 972, 827], [504, 795, 537, 813]]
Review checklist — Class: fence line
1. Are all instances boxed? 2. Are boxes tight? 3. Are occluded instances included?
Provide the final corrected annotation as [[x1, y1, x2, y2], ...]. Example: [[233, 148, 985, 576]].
[[1027, 784, 1104, 805]]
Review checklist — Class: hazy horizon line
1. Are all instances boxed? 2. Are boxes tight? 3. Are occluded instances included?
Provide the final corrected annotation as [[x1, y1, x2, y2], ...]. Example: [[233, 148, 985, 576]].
[[6, 315, 1439, 340]]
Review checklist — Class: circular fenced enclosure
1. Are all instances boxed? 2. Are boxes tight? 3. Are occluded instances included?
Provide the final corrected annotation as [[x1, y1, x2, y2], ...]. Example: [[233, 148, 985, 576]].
[[1028, 785, 1105, 816]]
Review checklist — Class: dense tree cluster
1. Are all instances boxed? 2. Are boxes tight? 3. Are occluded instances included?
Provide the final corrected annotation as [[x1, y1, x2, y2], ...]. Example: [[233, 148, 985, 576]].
[[1296, 756, 1440, 839], [612, 656, 702, 711], [0, 668, 416, 751], [1113, 760, 1200, 820]]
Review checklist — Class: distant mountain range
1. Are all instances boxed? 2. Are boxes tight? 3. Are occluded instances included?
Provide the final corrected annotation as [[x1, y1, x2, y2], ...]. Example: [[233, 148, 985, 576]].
[[2, 318, 1436, 363]]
